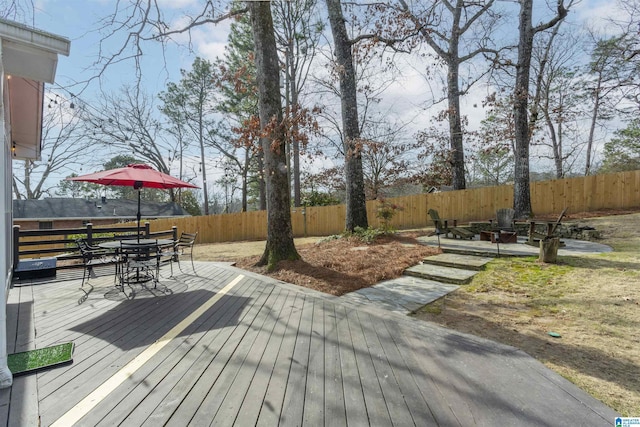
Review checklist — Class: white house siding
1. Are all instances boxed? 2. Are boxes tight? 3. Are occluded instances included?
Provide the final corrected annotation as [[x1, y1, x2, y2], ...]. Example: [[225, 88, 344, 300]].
[[0, 42, 13, 388], [0, 20, 70, 389]]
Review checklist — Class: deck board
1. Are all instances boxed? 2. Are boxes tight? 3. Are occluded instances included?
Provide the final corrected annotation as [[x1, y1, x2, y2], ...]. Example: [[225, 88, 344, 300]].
[[1, 261, 620, 426], [209, 287, 290, 426], [279, 296, 313, 427], [302, 300, 325, 426], [323, 303, 347, 427], [254, 293, 305, 427], [4, 285, 39, 427], [373, 320, 437, 425], [334, 304, 368, 425], [89, 278, 259, 426], [234, 290, 298, 426], [161, 281, 276, 426], [358, 311, 415, 426], [345, 310, 393, 426], [137, 280, 264, 426], [186, 285, 281, 425]]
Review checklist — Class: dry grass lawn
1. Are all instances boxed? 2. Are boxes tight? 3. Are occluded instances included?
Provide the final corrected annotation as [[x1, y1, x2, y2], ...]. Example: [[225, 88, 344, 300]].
[[413, 212, 640, 416], [192, 210, 640, 416]]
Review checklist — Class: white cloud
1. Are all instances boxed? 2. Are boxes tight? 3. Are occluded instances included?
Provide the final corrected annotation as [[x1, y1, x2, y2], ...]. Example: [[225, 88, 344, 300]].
[[193, 21, 232, 61]]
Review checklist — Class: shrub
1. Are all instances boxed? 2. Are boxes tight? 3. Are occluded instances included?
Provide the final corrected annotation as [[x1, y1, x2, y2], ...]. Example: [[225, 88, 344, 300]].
[[375, 198, 404, 232]]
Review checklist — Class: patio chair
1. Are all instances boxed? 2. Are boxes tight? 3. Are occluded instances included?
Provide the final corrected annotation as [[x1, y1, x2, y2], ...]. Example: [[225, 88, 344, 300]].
[[159, 232, 198, 274], [76, 238, 121, 287], [492, 208, 516, 232], [427, 209, 474, 240], [119, 241, 162, 289]]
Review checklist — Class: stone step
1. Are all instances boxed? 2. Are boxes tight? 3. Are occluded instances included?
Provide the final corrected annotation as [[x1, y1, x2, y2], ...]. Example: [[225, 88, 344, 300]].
[[422, 253, 494, 271], [404, 263, 478, 285], [340, 276, 459, 314]]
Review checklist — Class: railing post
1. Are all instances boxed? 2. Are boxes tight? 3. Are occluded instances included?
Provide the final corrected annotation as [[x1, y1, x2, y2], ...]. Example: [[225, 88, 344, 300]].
[[86, 223, 93, 245], [12, 225, 20, 271], [144, 222, 150, 238]]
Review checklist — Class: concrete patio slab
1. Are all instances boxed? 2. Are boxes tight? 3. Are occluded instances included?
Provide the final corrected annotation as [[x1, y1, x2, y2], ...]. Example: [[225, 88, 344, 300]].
[[417, 235, 613, 257]]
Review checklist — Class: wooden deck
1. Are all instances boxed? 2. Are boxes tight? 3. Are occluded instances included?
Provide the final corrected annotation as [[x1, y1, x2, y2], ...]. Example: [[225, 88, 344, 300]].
[[0, 261, 618, 426]]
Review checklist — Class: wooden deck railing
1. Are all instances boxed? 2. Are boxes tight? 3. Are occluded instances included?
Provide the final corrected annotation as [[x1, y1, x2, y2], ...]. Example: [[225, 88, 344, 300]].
[[13, 222, 178, 271]]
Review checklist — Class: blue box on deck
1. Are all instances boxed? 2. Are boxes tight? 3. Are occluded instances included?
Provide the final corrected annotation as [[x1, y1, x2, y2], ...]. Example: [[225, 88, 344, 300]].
[[15, 258, 57, 279]]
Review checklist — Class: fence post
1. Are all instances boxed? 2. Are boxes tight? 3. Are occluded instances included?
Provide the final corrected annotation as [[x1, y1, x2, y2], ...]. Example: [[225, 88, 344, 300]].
[[12, 225, 20, 271], [86, 223, 93, 245]]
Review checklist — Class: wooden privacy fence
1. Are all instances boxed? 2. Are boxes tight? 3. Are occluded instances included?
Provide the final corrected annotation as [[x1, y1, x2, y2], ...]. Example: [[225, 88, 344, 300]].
[[145, 170, 640, 245]]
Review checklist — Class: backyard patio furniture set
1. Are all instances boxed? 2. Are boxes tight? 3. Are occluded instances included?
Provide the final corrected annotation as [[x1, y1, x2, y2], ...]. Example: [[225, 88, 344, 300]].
[[428, 208, 567, 245], [76, 232, 198, 295]]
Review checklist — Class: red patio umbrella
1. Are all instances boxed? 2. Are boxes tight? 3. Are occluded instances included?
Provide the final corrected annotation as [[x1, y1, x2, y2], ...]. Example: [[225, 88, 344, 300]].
[[67, 164, 199, 241]]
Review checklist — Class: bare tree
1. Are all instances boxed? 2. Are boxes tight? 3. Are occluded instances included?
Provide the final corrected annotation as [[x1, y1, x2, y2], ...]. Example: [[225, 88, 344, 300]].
[[360, 120, 414, 199], [0, 0, 34, 23], [81, 86, 185, 201], [531, 25, 583, 178], [583, 28, 640, 174], [159, 57, 219, 215], [325, 0, 368, 231], [394, 0, 503, 190], [273, 0, 323, 207], [12, 92, 90, 199], [75, 2, 246, 94], [512, 0, 568, 218]]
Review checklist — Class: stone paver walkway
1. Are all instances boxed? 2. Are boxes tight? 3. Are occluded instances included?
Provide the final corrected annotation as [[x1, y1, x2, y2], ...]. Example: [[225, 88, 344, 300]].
[[339, 236, 612, 315]]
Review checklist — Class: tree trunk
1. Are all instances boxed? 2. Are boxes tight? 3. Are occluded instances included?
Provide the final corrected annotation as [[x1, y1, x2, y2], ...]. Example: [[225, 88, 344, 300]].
[[513, 0, 568, 217], [198, 120, 209, 215], [249, 1, 299, 270], [291, 85, 301, 207], [326, 0, 368, 232], [447, 61, 466, 190], [257, 151, 266, 211], [448, 3, 465, 190], [513, 0, 534, 218], [585, 73, 602, 176], [544, 108, 564, 178], [539, 237, 560, 263], [242, 150, 249, 212]]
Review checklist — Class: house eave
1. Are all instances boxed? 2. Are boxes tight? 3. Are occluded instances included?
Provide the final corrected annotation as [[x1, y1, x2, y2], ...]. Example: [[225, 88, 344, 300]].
[[0, 18, 70, 83], [1, 17, 70, 161]]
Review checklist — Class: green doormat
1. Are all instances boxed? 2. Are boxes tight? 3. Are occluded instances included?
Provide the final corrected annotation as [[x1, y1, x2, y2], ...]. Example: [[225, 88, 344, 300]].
[[8, 342, 74, 376]]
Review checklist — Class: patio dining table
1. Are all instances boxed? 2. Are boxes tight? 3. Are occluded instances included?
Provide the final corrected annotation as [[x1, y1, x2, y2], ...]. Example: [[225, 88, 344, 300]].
[[98, 238, 175, 250], [99, 238, 175, 286]]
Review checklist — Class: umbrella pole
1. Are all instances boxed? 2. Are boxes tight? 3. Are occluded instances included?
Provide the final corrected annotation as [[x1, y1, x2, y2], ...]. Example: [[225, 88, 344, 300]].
[[134, 181, 143, 243], [137, 191, 141, 243]]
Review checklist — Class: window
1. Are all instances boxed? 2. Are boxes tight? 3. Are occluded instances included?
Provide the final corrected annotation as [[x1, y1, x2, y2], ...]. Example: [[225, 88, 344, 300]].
[[39, 221, 53, 230]]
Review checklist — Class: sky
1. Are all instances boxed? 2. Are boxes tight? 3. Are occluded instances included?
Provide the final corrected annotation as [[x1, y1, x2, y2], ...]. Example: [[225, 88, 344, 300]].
[[18, 0, 632, 196]]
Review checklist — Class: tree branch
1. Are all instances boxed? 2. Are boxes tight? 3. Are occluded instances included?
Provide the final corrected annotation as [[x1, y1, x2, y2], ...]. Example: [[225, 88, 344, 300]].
[[533, 0, 569, 35]]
